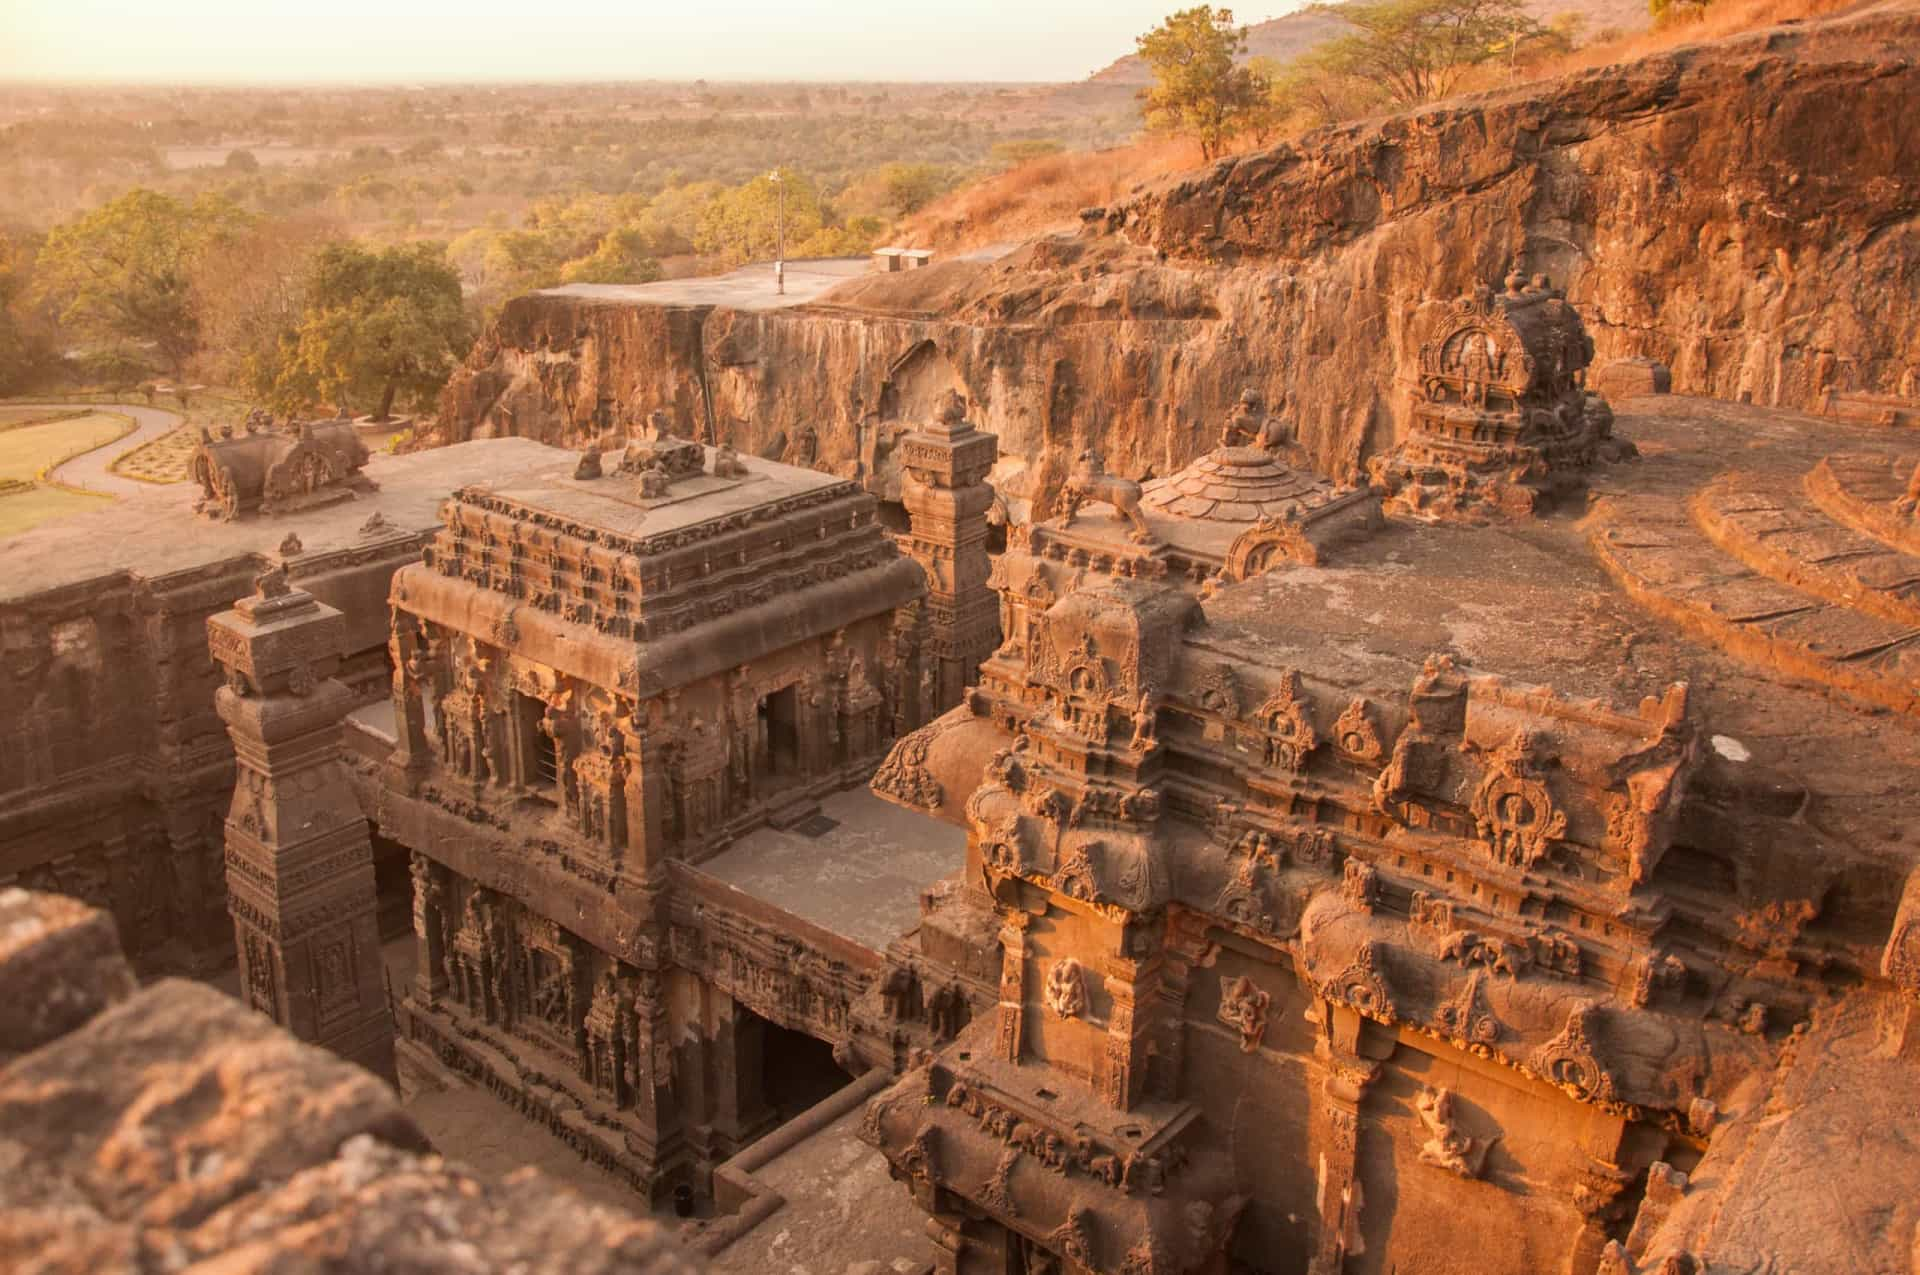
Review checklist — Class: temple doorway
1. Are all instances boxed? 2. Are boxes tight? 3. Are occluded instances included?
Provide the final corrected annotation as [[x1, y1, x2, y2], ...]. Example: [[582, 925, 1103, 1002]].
[[748, 1007, 851, 1124], [758, 685, 802, 781]]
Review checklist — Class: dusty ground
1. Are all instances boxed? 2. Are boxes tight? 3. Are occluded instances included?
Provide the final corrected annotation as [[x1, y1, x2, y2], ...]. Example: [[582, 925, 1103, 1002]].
[[709, 1106, 939, 1275]]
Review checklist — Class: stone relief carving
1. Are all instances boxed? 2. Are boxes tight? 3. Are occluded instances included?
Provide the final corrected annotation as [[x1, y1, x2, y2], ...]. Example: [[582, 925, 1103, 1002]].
[[1473, 729, 1567, 868], [1254, 668, 1318, 770], [1415, 1087, 1492, 1179], [1218, 974, 1272, 1052], [1332, 696, 1386, 763], [1044, 957, 1089, 1019]]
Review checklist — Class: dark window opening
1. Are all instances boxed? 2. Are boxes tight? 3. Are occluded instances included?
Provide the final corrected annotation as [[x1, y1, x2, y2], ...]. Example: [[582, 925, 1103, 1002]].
[[759, 685, 801, 779], [516, 691, 559, 797], [875, 498, 911, 535], [757, 1013, 851, 1123]]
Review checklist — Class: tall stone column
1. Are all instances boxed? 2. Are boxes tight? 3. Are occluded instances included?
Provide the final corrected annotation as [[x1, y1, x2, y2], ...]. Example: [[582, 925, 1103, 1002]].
[[208, 566, 395, 1082], [898, 389, 999, 712]]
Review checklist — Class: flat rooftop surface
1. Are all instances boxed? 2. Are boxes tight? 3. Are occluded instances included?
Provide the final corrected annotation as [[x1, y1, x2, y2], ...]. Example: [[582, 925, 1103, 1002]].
[[540, 257, 871, 311], [483, 443, 847, 542], [0, 437, 566, 601], [698, 787, 967, 953]]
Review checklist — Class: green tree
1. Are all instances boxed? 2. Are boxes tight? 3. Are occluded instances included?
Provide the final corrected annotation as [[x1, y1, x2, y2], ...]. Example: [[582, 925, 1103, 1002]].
[[33, 189, 247, 375], [0, 232, 59, 394], [1136, 6, 1269, 161], [693, 169, 829, 266], [879, 163, 959, 217], [558, 229, 665, 285], [276, 242, 470, 421], [1305, 0, 1542, 109]]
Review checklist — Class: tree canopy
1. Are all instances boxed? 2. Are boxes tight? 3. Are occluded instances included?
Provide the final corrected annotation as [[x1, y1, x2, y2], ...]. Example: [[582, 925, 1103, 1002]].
[[1135, 6, 1270, 161], [33, 189, 248, 375], [274, 242, 469, 420], [1301, 0, 1544, 112]]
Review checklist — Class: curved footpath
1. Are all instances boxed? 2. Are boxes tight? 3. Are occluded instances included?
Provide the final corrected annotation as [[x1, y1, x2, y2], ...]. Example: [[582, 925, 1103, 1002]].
[[8, 402, 187, 496]]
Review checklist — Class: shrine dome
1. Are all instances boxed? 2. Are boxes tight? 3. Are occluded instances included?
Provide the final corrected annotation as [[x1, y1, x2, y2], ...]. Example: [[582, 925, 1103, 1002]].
[[1141, 446, 1344, 523]]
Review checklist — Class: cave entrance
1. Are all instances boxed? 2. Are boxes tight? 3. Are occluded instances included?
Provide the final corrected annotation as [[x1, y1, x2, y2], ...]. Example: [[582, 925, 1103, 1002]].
[[739, 1004, 852, 1127]]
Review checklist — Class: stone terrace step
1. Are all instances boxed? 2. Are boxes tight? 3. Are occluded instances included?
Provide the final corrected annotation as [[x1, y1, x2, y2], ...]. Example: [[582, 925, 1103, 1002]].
[[1806, 452, 1920, 558], [1692, 472, 1920, 629], [1589, 492, 1920, 719]]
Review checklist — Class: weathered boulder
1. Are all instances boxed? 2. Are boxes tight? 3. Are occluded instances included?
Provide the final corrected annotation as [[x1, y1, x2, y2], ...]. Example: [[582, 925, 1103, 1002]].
[[435, 3, 1920, 518], [0, 892, 702, 1275], [0, 885, 136, 1065], [1594, 357, 1673, 399]]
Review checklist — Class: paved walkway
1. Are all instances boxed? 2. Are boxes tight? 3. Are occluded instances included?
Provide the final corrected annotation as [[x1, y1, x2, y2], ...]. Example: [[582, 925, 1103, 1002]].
[[9, 402, 186, 496]]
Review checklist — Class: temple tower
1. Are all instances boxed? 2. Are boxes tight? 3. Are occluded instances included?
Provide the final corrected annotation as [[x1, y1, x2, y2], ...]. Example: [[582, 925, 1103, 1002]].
[[898, 389, 999, 711], [208, 565, 395, 1081]]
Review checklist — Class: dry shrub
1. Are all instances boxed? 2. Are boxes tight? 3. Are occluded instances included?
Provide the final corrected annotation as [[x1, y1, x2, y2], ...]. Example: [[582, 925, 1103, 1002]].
[[903, 0, 1859, 253], [1461, 0, 1860, 89], [898, 137, 1205, 253]]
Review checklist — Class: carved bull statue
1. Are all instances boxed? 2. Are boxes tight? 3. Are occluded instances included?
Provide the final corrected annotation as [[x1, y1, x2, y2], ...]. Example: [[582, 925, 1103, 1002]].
[[1060, 450, 1154, 544]]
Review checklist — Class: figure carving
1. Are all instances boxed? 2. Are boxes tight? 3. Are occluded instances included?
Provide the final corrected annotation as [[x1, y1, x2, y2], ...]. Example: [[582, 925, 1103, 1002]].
[[1415, 1087, 1491, 1178], [1217, 974, 1272, 1052], [1044, 957, 1088, 1019], [1060, 450, 1153, 544]]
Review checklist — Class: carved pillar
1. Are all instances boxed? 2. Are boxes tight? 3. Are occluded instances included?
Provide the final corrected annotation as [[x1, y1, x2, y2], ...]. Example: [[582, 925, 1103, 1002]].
[[898, 389, 1000, 714], [208, 572, 395, 1081], [1100, 950, 1158, 1112], [995, 911, 1030, 1062], [619, 704, 671, 871], [1308, 1006, 1380, 1275], [409, 851, 448, 1005], [387, 610, 433, 784]]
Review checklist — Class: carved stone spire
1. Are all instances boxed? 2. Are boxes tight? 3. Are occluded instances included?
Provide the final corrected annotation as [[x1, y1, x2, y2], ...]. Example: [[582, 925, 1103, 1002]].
[[208, 572, 395, 1081], [898, 388, 1000, 711]]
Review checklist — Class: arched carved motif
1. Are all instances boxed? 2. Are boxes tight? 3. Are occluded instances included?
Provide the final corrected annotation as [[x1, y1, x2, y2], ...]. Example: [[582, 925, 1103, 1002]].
[[1332, 697, 1385, 764], [1223, 513, 1319, 582], [1255, 669, 1318, 770], [1472, 729, 1567, 868], [1325, 943, 1396, 1023], [1529, 1002, 1619, 1104], [872, 721, 945, 811]]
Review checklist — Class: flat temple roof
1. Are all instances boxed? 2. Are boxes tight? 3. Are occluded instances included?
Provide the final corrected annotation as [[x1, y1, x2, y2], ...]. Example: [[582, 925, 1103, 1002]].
[[697, 787, 967, 954]]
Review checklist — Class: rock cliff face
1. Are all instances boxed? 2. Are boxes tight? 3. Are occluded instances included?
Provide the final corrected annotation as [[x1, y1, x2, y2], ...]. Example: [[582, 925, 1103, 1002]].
[[437, 3, 1920, 513]]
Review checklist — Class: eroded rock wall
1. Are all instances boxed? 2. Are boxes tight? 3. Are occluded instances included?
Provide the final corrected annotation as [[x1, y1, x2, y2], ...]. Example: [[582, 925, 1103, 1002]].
[[436, 3, 1920, 510]]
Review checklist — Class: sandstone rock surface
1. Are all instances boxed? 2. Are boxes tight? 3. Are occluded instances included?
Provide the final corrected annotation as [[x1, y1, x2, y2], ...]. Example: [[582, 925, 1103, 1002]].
[[435, 3, 1920, 518], [0, 892, 703, 1275]]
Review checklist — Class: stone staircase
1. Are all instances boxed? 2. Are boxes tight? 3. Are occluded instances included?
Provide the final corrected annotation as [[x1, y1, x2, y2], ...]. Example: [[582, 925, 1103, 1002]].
[[1589, 452, 1920, 718]]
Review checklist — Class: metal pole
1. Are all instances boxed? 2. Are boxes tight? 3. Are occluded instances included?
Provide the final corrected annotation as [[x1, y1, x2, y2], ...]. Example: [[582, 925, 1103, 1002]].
[[771, 169, 786, 296]]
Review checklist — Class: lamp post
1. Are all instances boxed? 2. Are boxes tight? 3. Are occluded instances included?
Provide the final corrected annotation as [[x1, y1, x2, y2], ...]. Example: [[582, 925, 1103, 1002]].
[[769, 168, 785, 295]]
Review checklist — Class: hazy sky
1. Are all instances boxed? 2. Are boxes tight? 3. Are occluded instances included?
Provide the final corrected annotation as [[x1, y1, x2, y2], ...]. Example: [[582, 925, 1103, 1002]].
[[0, 1, 1303, 85]]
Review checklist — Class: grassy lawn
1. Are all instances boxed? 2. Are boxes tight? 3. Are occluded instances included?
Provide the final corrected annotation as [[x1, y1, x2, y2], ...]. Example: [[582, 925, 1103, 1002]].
[[0, 485, 114, 538], [0, 412, 137, 484]]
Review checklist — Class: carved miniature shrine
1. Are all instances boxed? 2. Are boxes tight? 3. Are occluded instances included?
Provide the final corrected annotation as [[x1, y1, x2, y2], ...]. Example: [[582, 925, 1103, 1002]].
[[1369, 271, 1628, 521], [191, 418, 377, 521]]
